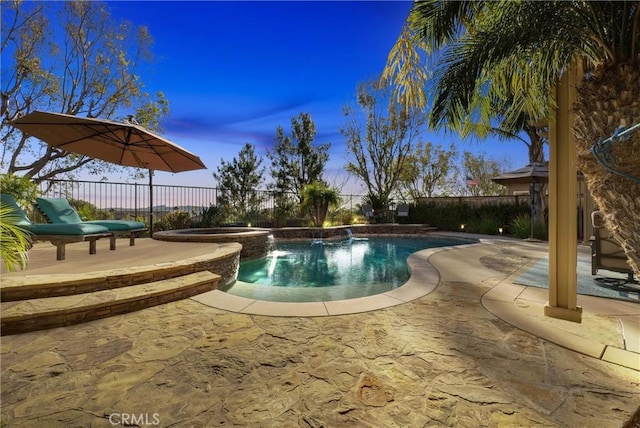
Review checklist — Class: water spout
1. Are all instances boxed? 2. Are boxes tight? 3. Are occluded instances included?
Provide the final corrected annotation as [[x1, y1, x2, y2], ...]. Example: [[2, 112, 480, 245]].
[[346, 228, 367, 242], [311, 229, 324, 246]]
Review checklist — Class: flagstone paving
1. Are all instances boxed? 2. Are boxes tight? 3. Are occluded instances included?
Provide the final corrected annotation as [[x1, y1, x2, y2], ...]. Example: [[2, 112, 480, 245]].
[[1, 238, 639, 427]]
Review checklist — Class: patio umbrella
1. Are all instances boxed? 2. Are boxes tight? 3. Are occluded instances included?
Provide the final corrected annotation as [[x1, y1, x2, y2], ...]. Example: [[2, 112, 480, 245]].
[[491, 162, 549, 185], [11, 110, 207, 235]]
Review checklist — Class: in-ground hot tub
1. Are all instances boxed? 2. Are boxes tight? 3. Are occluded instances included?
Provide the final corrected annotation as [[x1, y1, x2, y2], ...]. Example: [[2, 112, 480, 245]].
[[153, 228, 272, 260]]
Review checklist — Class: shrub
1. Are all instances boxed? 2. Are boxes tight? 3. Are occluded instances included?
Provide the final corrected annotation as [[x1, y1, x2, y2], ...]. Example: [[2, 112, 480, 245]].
[[0, 173, 39, 206], [409, 200, 530, 235], [326, 208, 355, 226], [67, 198, 106, 221], [407, 202, 472, 231], [351, 213, 369, 225], [361, 193, 390, 210], [510, 214, 531, 239], [466, 213, 502, 235], [244, 209, 269, 227], [161, 210, 192, 230], [271, 197, 297, 228], [532, 219, 548, 241], [510, 213, 548, 240], [195, 204, 223, 228], [152, 219, 166, 232]]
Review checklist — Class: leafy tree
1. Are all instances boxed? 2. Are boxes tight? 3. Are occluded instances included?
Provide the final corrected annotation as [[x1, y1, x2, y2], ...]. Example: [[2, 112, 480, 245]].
[[266, 112, 330, 204], [1, 1, 169, 184], [459, 151, 508, 197], [213, 143, 265, 223], [399, 142, 457, 199], [342, 80, 427, 209], [67, 198, 106, 221], [384, 1, 640, 276], [300, 182, 340, 227], [0, 173, 40, 207], [466, 111, 548, 227]]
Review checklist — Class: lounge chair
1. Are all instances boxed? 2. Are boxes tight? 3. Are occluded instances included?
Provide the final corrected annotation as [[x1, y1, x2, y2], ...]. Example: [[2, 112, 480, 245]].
[[35, 197, 147, 248], [590, 210, 635, 282], [1, 194, 113, 261]]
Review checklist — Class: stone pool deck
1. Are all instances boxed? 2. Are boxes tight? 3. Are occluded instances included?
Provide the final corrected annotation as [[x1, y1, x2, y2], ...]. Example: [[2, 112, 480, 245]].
[[1, 235, 639, 426]]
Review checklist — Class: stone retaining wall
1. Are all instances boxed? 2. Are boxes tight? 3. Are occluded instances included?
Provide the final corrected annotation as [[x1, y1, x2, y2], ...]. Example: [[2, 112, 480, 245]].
[[270, 224, 437, 240], [154, 228, 271, 261], [198, 250, 239, 286], [1, 243, 242, 300]]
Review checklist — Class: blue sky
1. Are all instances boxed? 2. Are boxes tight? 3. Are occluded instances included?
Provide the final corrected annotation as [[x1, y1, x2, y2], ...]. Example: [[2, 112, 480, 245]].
[[105, 1, 529, 193]]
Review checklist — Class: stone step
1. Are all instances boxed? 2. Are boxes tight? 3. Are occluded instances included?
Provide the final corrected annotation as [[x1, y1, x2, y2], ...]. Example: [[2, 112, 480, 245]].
[[0, 251, 234, 301], [0, 271, 220, 336]]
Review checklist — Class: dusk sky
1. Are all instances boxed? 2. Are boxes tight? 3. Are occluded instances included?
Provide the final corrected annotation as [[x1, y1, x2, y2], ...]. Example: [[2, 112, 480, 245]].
[[92, 1, 529, 193]]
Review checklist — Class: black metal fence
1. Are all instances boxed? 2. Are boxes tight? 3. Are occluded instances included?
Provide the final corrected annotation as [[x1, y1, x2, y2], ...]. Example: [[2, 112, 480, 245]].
[[34, 179, 554, 230], [36, 179, 366, 227]]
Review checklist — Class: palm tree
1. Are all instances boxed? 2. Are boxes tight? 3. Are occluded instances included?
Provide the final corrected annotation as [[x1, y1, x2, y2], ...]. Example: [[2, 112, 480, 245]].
[[384, 1, 639, 276], [437, 71, 549, 227], [385, 15, 550, 236], [301, 182, 340, 227]]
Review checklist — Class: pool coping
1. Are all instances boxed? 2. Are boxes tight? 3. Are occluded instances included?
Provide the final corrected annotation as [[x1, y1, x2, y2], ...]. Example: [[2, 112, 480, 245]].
[[190, 236, 640, 371], [190, 242, 476, 316]]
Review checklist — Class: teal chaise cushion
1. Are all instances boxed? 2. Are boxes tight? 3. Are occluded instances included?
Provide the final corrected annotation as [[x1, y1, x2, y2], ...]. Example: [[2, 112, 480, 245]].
[[2, 194, 109, 235], [1, 193, 112, 260], [36, 197, 146, 231]]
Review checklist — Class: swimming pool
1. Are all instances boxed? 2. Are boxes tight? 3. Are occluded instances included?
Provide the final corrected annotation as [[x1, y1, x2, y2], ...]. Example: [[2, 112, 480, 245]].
[[220, 235, 473, 302]]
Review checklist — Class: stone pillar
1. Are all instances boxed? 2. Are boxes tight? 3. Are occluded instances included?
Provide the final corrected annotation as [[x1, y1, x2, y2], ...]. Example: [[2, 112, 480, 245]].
[[545, 65, 583, 323]]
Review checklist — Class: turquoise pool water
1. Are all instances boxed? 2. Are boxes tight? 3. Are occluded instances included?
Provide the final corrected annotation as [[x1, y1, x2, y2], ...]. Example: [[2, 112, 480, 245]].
[[220, 236, 472, 302]]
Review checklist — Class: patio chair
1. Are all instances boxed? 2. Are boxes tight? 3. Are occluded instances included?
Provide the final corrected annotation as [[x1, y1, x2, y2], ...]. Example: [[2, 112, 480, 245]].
[[397, 204, 409, 219], [362, 204, 374, 221], [590, 210, 635, 282], [35, 197, 147, 248], [1, 194, 113, 261]]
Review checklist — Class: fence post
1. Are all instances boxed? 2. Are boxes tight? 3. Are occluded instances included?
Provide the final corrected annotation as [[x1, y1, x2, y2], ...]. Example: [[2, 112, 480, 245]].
[[134, 183, 138, 220]]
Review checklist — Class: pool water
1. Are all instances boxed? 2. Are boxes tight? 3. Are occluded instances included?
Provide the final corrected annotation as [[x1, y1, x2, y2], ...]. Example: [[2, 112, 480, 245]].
[[220, 236, 471, 302]]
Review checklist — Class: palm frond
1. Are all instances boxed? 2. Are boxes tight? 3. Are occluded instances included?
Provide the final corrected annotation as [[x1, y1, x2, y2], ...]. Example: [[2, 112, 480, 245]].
[[381, 23, 430, 113], [388, 0, 639, 155], [0, 202, 31, 272], [409, 0, 481, 50], [428, 1, 591, 128]]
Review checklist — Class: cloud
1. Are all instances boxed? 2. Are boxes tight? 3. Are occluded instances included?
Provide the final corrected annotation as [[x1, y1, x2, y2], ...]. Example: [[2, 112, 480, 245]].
[[165, 94, 314, 133], [162, 93, 349, 154]]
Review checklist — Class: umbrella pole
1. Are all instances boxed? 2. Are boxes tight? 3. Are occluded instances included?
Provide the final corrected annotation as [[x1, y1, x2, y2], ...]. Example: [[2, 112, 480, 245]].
[[149, 169, 154, 238]]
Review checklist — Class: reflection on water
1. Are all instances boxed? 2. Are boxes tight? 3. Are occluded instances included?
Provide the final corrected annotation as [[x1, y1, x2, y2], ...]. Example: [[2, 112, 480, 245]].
[[237, 236, 459, 289]]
